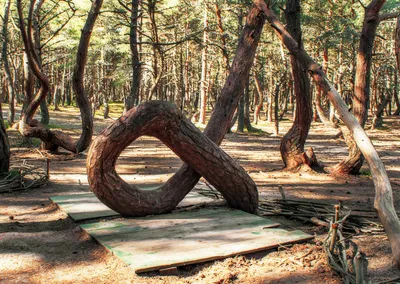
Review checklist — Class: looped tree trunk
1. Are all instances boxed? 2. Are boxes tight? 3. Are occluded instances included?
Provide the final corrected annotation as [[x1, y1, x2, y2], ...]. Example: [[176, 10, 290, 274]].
[[87, 101, 258, 216], [87, 3, 264, 216]]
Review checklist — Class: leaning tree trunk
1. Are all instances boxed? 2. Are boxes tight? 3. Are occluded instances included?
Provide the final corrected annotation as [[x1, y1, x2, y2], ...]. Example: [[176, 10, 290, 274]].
[[17, 0, 101, 153], [332, 0, 386, 175], [256, 0, 400, 268], [87, 3, 266, 216], [279, 0, 314, 170]]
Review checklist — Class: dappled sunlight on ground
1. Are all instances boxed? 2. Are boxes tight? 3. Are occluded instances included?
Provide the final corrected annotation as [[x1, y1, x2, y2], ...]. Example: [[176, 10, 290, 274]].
[[1, 105, 400, 282]]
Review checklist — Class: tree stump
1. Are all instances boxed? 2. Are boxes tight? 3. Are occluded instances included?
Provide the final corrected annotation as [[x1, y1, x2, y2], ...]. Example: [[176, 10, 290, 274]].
[[87, 101, 259, 217]]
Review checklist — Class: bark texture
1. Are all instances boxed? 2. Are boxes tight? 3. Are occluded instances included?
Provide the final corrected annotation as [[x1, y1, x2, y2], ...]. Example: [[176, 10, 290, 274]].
[[199, 4, 208, 124], [87, 4, 265, 216], [124, 0, 141, 112], [395, 15, 400, 115], [2, 0, 15, 125], [17, 0, 101, 153], [256, 0, 400, 268], [332, 0, 385, 174], [279, 0, 314, 169], [0, 103, 9, 173], [87, 101, 258, 216], [253, 76, 264, 124]]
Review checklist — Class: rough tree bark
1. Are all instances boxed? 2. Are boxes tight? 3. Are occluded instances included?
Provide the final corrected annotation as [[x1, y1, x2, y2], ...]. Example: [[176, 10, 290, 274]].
[[31, 0, 49, 125], [256, 0, 400, 268], [87, 101, 258, 216], [0, 99, 10, 174], [17, 0, 101, 153], [253, 76, 264, 124], [2, 0, 15, 125], [395, 15, 400, 115], [199, 3, 208, 124], [244, 78, 258, 131], [87, 3, 266, 216], [279, 0, 315, 170], [124, 0, 141, 113], [22, 52, 34, 113], [215, 3, 230, 74], [332, 0, 386, 175]]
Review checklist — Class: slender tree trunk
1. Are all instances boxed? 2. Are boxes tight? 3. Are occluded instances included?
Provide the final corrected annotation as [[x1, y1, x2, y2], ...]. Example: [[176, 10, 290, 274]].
[[279, 0, 315, 169], [332, 0, 385, 174], [0, 100, 9, 174], [22, 52, 34, 113], [394, 72, 400, 115], [372, 70, 392, 129], [267, 73, 273, 122], [274, 81, 280, 136], [124, 0, 141, 113], [147, 0, 162, 101], [199, 3, 208, 124], [215, 3, 230, 75], [72, 0, 102, 152], [237, 92, 244, 132], [395, 15, 400, 115], [2, 0, 15, 125], [244, 78, 256, 131], [253, 76, 264, 124]]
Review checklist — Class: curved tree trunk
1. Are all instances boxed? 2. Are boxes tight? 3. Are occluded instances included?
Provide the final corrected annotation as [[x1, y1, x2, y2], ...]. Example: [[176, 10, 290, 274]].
[[87, 101, 258, 216], [256, 0, 400, 267], [279, 0, 314, 170], [17, 0, 101, 153], [87, 3, 265, 216], [332, 0, 385, 175]]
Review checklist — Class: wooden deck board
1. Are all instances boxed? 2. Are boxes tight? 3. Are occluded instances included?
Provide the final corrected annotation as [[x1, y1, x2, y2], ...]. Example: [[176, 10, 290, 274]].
[[80, 208, 312, 273], [50, 189, 215, 221]]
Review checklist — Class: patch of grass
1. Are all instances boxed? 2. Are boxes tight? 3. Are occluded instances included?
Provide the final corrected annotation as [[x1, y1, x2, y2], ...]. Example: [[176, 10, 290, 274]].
[[17, 137, 42, 147], [0, 168, 20, 179], [95, 102, 125, 119], [359, 170, 371, 177], [3, 121, 10, 129]]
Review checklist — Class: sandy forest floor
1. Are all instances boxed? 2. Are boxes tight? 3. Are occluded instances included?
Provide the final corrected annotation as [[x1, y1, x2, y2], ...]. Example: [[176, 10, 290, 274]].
[[1, 105, 400, 283]]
